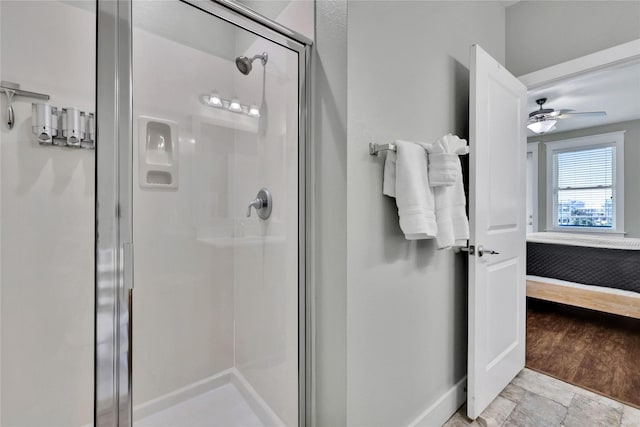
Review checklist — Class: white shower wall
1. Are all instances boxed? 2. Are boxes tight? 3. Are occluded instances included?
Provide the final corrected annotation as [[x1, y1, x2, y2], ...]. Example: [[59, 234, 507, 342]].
[[131, 26, 237, 406], [132, 5, 300, 426], [231, 37, 300, 427], [0, 1, 95, 426]]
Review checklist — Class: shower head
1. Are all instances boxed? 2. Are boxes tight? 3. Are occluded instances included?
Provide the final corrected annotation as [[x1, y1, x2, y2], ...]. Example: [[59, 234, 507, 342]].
[[235, 52, 268, 75]]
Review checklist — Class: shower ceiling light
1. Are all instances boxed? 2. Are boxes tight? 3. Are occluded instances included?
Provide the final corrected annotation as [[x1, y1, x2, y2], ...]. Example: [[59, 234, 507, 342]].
[[207, 92, 223, 107], [201, 93, 259, 118], [527, 119, 557, 134], [248, 105, 260, 118], [229, 99, 242, 112]]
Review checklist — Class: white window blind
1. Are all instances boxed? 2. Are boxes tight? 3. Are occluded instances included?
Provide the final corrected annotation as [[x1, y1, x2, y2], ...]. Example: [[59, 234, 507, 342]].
[[554, 146, 614, 229]]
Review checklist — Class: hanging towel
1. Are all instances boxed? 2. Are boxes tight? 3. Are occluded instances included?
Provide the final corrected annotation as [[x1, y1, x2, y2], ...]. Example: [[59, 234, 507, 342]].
[[383, 140, 437, 240], [420, 134, 470, 249], [422, 133, 470, 186]]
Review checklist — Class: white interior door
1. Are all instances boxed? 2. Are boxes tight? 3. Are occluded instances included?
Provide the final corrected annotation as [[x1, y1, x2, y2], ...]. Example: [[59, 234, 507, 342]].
[[467, 44, 527, 420]]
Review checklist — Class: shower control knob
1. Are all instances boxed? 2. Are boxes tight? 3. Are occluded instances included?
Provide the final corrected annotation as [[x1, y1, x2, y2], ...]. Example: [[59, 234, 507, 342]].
[[246, 188, 272, 220]]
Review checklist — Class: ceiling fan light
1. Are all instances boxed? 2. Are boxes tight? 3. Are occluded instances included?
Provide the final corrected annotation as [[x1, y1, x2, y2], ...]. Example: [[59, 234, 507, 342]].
[[527, 119, 557, 134]]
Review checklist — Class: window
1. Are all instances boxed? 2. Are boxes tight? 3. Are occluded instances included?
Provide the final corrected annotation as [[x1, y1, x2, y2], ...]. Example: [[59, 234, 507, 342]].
[[545, 131, 625, 234]]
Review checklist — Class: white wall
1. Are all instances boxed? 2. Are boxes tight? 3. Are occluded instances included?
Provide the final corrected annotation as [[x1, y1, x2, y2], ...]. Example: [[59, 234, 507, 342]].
[[313, 2, 506, 426], [345, 2, 505, 426], [0, 2, 95, 426], [312, 1, 348, 426], [506, 0, 640, 76]]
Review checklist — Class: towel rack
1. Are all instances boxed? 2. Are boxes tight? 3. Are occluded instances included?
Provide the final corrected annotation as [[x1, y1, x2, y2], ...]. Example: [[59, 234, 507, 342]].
[[1, 81, 50, 130], [0, 82, 50, 101], [369, 142, 396, 155], [369, 141, 470, 156]]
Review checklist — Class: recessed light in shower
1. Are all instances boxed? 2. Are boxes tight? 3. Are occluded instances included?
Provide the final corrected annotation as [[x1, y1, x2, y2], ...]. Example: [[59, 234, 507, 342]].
[[229, 99, 242, 113], [248, 105, 260, 118], [201, 93, 259, 118], [207, 91, 223, 107]]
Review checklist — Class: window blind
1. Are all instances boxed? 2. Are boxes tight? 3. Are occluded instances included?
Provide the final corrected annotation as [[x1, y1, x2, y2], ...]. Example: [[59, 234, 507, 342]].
[[554, 146, 614, 229]]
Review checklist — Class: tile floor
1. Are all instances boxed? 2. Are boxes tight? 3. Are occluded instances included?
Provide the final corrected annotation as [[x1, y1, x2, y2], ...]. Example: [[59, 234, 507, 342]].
[[135, 383, 264, 427], [444, 368, 640, 427]]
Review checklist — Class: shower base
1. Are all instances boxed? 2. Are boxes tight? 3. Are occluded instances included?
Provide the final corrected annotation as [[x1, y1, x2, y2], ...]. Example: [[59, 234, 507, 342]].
[[134, 369, 282, 427], [135, 382, 263, 427]]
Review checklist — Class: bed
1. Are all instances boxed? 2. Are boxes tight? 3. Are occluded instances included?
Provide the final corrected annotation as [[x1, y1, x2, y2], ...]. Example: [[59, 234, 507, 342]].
[[526, 232, 640, 319]]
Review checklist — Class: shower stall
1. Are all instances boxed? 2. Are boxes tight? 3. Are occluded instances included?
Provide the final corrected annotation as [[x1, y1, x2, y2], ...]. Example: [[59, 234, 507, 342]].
[[0, 1, 310, 426]]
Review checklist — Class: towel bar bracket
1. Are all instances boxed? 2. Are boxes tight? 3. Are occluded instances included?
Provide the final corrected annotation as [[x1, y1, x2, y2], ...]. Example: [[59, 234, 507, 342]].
[[369, 142, 397, 156]]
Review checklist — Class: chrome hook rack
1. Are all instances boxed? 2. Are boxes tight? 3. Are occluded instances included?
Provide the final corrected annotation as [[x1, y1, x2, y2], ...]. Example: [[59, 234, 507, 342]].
[[1, 81, 50, 129]]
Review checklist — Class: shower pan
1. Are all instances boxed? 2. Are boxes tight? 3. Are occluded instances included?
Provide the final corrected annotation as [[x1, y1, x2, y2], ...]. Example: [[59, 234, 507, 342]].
[[96, 1, 311, 426]]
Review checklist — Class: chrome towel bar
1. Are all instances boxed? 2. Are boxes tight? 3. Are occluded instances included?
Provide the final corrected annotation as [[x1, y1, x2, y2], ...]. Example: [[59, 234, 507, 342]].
[[369, 142, 470, 156]]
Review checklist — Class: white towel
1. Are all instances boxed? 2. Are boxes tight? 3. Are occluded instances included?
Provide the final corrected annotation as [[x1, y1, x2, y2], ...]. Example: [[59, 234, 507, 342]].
[[420, 134, 470, 249], [427, 153, 460, 187], [383, 140, 437, 240], [422, 134, 470, 186]]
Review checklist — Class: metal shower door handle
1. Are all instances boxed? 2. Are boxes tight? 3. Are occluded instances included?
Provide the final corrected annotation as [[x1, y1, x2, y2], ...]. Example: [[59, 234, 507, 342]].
[[246, 188, 272, 220]]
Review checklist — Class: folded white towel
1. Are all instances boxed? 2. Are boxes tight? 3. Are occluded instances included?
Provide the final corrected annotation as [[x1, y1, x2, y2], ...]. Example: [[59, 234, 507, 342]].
[[420, 134, 470, 249], [383, 140, 437, 240], [422, 134, 470, 187], [427, 133, 469, 156], [427, 153, 460, 187]]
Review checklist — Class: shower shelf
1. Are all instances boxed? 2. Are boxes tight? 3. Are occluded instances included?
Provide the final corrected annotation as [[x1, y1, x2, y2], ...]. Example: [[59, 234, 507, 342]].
[[196, 224, 286, 247], [194, 109, 259, 134], [197, 235, 286, 248]]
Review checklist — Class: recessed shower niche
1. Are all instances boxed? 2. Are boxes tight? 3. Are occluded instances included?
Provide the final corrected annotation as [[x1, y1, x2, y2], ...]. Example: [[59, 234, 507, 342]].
[[138, 116, 179, 189]]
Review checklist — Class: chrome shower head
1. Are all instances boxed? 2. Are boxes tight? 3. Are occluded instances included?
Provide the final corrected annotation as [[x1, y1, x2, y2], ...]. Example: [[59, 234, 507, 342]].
[[235, 52, 268, 75]]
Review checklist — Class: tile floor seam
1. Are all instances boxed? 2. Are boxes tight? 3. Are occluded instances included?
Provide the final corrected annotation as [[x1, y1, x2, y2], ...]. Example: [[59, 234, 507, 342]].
[[498, 406, 515, 427]]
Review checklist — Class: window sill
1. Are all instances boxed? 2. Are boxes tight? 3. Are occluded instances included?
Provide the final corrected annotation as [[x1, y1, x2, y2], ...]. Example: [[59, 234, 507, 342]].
[[545, 228, 626, 237]]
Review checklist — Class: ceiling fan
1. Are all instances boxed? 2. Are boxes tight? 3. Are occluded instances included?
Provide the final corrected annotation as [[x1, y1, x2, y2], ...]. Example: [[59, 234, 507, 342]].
[[527, 98, 606, 134]]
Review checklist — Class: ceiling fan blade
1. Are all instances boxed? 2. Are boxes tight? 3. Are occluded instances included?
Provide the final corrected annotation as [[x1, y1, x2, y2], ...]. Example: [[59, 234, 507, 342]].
[[557, 111, 607, 119]]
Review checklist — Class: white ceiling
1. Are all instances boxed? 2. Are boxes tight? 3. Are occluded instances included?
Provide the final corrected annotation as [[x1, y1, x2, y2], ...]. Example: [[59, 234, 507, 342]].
[[526, 58, 640, 135]]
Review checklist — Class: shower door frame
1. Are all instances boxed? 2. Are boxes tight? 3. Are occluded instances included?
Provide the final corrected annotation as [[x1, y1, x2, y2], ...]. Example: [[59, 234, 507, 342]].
[[95, 1, 313, 425]]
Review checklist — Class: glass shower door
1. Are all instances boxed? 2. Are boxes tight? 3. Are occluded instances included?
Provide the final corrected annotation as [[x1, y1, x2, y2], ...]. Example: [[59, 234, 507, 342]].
[[128, 2, 307, 426]]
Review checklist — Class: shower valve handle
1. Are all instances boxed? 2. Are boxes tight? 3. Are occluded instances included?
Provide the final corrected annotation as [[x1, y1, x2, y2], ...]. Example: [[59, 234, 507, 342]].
[[246, 188, 272, 220], [247, 198, 263, 217]]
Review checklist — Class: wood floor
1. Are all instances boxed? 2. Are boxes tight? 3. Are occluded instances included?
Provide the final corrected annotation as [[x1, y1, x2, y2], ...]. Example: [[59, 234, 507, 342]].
[[526, 298, 640, 409]]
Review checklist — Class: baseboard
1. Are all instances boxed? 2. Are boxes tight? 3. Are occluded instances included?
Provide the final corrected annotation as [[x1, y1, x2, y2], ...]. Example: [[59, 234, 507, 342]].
[[133, 368, 234, 421], [407, 376, 467, 427]]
